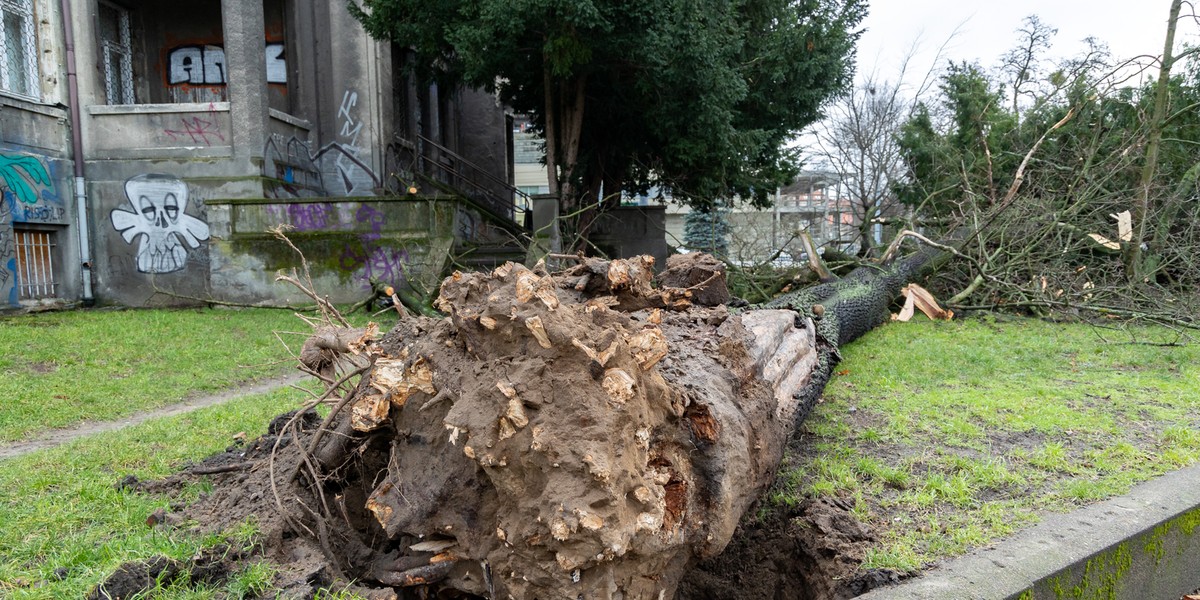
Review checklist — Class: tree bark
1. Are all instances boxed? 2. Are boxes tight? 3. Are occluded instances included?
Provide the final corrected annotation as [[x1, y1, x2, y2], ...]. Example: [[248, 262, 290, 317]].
[[1126, 0, 1181, 280]]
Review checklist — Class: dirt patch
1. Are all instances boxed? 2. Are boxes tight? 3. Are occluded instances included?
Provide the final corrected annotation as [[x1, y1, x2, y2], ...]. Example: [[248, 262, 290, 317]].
[[27, 361, 58, 374], [676, 498, 906, 600], [87, 544, 254, 600]]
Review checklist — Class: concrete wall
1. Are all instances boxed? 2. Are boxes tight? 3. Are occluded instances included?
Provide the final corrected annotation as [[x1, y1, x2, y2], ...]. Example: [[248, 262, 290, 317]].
[[207, 196, 482, 304], [4, 0, 513, 310], [589, 207, 669, 269], [69, 0, 404, 307], [0, 102, 80, 306], [0, 0, 79, 309]]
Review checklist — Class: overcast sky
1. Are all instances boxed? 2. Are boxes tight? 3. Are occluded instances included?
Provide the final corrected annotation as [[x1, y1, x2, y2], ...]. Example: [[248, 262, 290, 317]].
[[853, 0, 1199, 89]]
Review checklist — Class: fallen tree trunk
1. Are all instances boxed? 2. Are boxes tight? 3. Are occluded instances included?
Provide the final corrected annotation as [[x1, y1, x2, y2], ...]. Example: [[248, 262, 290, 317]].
[[124, 250, 944, 600]]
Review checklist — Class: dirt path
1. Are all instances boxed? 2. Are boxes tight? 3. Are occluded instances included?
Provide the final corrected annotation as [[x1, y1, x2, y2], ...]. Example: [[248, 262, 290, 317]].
[[0, 372, 308, 461]]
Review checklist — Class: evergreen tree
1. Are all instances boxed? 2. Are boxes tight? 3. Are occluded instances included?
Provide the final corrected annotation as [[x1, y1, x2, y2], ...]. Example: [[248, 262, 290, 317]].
[[350, 0, 866, 222]]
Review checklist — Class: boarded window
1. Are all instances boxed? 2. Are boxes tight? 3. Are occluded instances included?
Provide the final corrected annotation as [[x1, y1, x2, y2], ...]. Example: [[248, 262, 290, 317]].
[[15, 228, 57, 300]]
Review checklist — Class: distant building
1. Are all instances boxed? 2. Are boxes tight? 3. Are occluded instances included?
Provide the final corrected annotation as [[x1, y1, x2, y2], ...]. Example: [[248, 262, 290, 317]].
[[664, 171, 858, 264], [1, 0, 522, 310], [507, 116, 667, 266]]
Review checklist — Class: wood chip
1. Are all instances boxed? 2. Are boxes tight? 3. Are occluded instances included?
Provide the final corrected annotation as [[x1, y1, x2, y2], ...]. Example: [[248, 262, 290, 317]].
[[350, 394, 390, 432], [493, 262, 515, 278], [525, 316, 552, 348], [372, 356, 437, 407], [602, 368, 636, 405], [577, 511, 603, 531], [498, 417, 517, 441], [627, 328, 668, 370], [410, 539, 458, 553], [506, 396, 529, 429], [648, 308, 663, 325], [515, 270, 539, 304]]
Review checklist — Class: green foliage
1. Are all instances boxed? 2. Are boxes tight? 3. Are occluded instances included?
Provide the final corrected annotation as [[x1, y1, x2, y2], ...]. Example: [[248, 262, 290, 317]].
[[350, 0, 865, 209], [896, 62, 1018, 216], [891, 26, 1200, 311], [683, 208, 731, 257]]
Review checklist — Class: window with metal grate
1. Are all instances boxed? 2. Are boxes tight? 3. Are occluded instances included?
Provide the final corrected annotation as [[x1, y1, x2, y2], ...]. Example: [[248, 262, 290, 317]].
[[99, 1, 135, 104], [14, 228, 57, 300], [0, 0, 39, 99]]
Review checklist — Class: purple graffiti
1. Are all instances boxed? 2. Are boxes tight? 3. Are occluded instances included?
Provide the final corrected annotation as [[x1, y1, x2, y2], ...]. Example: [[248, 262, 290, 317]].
[[286, 202, 332, 231], [339, 245, 409, 291], [355, 203, 385, 241]]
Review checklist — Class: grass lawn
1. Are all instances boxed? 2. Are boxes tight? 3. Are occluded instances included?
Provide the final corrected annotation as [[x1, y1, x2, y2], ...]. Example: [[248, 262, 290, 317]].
[[0, 387, 307, 599], [0, 305, 388, 599], [2, 306, 1197, 597], [775, 314, 1200, 572], [0, 307, 381, 443]]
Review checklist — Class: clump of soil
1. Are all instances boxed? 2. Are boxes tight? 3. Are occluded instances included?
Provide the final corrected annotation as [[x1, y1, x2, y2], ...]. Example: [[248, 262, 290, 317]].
[[657, 252, 731, 307], [87, 544, 256, 600], [106, 255, 879, 599], [676, 498, 906, 599]]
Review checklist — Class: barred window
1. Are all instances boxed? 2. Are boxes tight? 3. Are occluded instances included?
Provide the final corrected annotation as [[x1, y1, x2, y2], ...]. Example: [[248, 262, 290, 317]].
[[99, 2, 134, 104], [14, 228, 58, 300], [0, 0, 39, 99]]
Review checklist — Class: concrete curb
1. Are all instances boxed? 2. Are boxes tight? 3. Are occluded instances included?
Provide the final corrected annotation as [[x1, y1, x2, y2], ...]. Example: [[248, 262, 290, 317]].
[[858, 462, 1200, 599], [0, 371, 308, 460]]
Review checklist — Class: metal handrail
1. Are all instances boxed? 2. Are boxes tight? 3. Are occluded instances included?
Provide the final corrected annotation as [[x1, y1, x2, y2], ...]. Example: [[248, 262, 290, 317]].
[[408, 133, 530, 227], [416, 134, 529, 201]]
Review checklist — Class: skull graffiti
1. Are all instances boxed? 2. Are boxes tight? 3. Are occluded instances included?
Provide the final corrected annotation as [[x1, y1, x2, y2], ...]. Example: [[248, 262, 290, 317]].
[[110, 174, 211, 273]]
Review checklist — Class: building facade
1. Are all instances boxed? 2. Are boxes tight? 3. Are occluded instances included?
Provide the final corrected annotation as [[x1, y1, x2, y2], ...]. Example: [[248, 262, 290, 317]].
[[1, 0, 519, 310], [664, 172, 861, 265]]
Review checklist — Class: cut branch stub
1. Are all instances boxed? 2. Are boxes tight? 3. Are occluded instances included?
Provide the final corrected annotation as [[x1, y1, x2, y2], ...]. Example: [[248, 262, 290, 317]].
[[299, 325, 380, 380], [370, 355, 436, 408], [350, 394, 390, 432]]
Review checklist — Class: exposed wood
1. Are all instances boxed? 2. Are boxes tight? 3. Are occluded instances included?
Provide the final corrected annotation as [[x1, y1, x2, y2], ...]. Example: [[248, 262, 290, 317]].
[[799, 231, 834, 282]]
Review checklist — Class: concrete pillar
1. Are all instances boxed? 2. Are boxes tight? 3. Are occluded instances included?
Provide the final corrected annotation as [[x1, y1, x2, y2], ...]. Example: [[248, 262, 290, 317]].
[[221, 0, 269, 172], [527, 193, 562, 265]]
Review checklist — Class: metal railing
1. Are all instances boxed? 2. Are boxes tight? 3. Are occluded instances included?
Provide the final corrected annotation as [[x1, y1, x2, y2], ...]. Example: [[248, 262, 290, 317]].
[[385, 133, 530, 228]]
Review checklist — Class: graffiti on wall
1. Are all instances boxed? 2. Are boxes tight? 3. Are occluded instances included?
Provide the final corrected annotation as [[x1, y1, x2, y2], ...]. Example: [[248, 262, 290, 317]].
[[262, 134, 382, 199], [337, 203, 409, 290], [0, 200, 14, 303], [167, 42, 287, 86], [110, 174, 211, 274], [0, 154, 51, 205], [260, 201, 343, 232], [163, 110, 226, 146], [334, 91, 373, 194], [0, 152, 65, 224]]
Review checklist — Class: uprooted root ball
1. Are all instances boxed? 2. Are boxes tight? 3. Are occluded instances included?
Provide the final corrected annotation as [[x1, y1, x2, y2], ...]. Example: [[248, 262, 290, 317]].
[[120, 255, 829, 599]]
